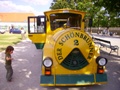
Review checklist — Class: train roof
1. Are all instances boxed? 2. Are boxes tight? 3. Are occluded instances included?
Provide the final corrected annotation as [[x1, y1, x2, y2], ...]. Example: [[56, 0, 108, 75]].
[[44, 9, 86, 16]]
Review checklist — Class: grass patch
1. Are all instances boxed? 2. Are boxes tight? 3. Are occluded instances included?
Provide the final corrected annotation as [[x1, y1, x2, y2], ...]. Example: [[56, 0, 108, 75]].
[[0, 33, 22, 52]]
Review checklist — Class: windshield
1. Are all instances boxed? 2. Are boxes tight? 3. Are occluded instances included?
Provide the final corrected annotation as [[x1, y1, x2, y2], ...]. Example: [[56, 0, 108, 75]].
[[50, 13, 82, 31]]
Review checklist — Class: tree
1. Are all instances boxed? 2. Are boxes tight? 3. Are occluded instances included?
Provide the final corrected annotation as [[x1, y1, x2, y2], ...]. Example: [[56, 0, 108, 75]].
[[50, 0, 76, 9], [50, 0, 120, 27], [93, 0, 120, 17], [50, 0, 69, 9]]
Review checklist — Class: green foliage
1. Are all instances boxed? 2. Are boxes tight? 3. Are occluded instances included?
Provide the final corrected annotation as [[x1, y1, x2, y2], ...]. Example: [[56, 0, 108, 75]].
[[94, 0, 120, 14], [50, 0, 69, 9], [50, 0, 120, 27], [0, 33, 21, 52], [50, 0, 77, 9]]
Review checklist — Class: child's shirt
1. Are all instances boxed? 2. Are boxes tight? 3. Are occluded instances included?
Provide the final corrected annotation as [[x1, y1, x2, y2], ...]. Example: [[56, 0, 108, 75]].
[[5, 54, 12, 65]]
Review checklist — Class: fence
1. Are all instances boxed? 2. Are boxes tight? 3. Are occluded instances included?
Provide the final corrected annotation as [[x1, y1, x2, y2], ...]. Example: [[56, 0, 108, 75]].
[[87, 27, 120, 36]]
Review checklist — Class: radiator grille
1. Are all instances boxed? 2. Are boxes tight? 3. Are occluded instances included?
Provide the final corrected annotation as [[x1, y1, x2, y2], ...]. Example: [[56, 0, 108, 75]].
[[61, 48, 89, 70]]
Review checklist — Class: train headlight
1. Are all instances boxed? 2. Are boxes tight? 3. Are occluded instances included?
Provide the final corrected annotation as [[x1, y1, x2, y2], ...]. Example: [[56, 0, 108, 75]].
[[43, 57, 52, 67], [96, 56, 107, 66]]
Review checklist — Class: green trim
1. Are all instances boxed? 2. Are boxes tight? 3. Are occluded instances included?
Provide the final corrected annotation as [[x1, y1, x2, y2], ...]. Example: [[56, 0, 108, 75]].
[[40, 75, 54, 84], [61, 48, 89, 70], [40, 74, 107, 85], [35, 43, 44, 49], [56, 74, 94, 84], [96, 73, 107, 82]]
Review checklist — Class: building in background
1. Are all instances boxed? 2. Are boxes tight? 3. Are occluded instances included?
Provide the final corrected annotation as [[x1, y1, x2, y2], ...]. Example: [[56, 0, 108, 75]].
[[0, 13, 34, 31]]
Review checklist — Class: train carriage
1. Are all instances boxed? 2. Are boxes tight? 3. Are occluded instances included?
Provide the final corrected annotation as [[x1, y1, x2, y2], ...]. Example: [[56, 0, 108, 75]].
[[28, 9, 108, 86]]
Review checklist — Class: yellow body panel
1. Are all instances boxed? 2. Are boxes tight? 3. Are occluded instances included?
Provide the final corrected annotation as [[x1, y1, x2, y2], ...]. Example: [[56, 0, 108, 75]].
[[28, 34, 46, 43], [42, 29, 100, 75]]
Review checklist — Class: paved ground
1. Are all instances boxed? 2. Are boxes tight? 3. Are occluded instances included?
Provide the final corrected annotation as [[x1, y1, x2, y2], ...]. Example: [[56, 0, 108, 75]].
[[0, 34, 120, 90], [0, 39, 40, 90]]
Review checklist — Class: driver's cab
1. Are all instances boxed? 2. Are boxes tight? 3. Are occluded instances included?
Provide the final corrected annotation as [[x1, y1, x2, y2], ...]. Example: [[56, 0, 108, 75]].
[[28, 9, 85, 49], [50, 13, 82, 31]]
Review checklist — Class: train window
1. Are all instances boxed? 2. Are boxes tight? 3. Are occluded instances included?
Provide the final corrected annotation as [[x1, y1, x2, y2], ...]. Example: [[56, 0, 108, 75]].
[[28, 16, 46, 34], [50, 13, 82, 31]]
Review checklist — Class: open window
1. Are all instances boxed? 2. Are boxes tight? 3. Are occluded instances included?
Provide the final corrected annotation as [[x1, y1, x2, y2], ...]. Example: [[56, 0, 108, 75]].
[[28, 16, 46, 34], [50, 13, 82, 31]]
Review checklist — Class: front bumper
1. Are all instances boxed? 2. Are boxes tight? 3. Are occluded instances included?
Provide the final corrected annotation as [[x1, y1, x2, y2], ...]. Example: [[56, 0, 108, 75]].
[[40, 73, 107, 86]]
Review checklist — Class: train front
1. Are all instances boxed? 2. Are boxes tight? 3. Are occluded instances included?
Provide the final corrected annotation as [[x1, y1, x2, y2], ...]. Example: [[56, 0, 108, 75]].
[[40, 9, 107, 86]]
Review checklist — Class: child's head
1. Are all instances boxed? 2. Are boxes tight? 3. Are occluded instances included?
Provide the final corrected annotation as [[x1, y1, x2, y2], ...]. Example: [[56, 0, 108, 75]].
[[5, 46, 14, 54]]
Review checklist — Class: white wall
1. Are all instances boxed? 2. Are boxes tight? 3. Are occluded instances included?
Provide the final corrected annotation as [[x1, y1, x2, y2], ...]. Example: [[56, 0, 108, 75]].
[[0, 22, 27, 26], [0, 22, 28, 30]]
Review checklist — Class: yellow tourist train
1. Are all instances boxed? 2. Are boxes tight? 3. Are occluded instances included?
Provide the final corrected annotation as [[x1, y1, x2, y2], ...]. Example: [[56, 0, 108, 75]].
[[28, 9, 108, 86]]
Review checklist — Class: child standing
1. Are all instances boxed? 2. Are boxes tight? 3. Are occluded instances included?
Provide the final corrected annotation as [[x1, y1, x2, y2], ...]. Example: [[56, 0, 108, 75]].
[[5, 46, 14, 82]]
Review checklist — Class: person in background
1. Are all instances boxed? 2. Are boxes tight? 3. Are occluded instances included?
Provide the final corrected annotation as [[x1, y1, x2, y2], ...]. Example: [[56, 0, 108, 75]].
[[21, 27, 26, 40], [97, 27, 101, 34], [102, 28, 106, 35], [9, 25, 14, 33], [105, 27, 110, 35], [102, 27, 109, 36], [5, 46, 14, 82]]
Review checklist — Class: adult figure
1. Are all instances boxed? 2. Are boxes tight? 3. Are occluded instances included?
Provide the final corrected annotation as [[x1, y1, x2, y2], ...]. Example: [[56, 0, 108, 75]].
[[9, 25, 14, 33], [21, 27, 26, 40], [106, 27, 110, 35], [102, 27, 109, 36]]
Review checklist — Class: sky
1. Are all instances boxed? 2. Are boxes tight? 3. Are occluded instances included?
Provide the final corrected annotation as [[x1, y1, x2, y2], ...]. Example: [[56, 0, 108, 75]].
[[0, 0, 52, 15]]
